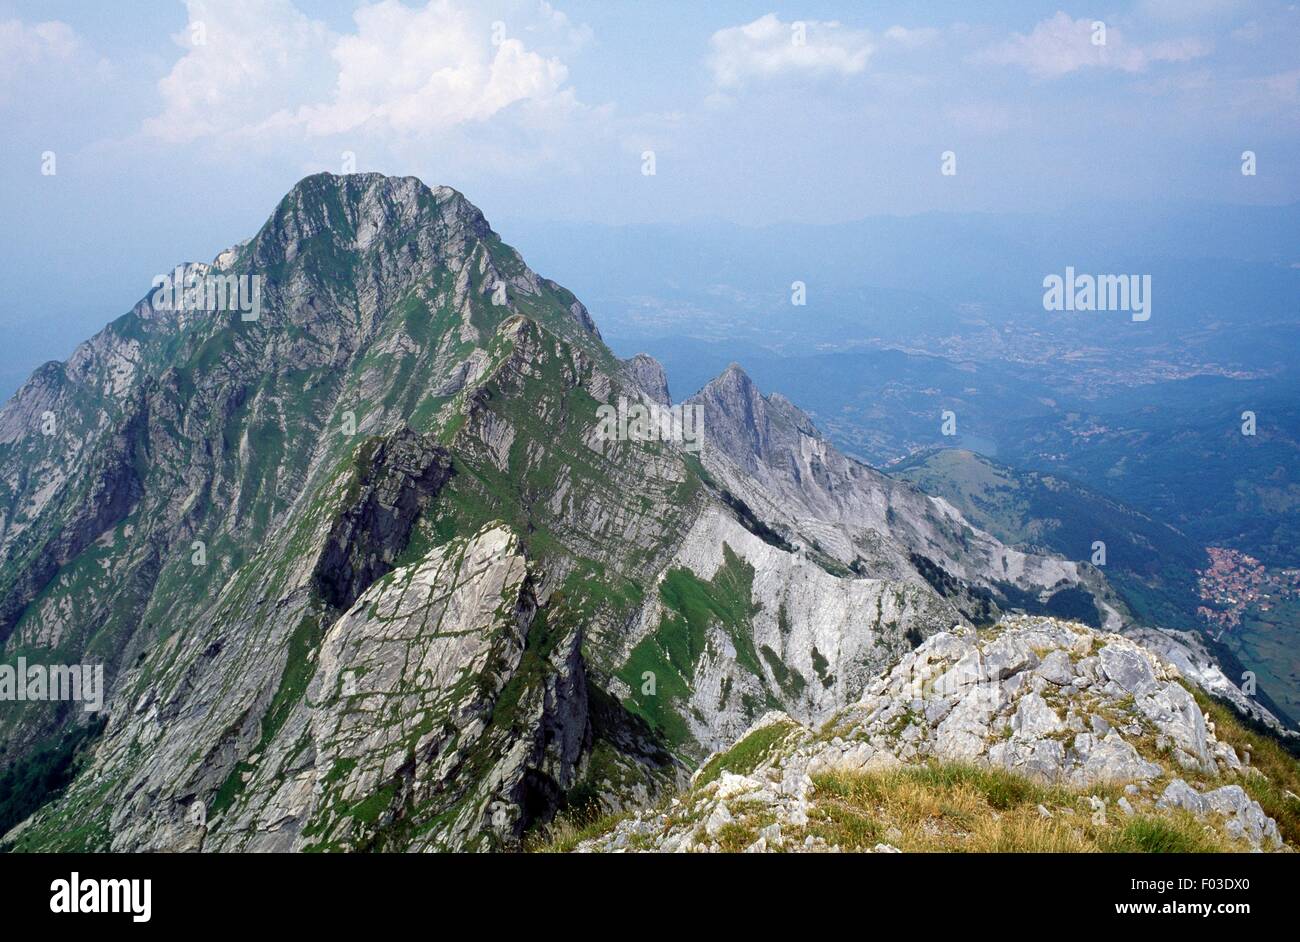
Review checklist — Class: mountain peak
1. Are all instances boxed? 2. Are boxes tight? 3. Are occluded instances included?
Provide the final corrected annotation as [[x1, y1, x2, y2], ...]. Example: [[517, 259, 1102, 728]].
[[718, 361, 752, 384], [621, 353, 671, 405], [686, 364, 775, 474], [688, 362, 824, 470], [282, 171, 459, 209], [189, 171, 606, 353], [7, 169, 1287, 860], [250, 172, 491, 265]]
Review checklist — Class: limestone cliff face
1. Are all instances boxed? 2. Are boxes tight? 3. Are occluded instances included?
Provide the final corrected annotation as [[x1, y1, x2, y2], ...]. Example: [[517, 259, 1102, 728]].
[[0, 174, 1278, 853], [614, 507, 957, 754], [606, 360, 1135, 757], [686, 363, 1106, 614]]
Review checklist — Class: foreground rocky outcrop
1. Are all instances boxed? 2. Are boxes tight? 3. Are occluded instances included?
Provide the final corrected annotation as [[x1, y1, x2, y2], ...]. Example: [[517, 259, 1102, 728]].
[[1124, 624, 1298, 741], [571, 617, 1295, 853]]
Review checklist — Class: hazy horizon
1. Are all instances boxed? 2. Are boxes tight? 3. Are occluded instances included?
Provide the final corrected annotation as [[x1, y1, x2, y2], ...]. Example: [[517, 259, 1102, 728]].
[[4, 0, 1300, 395]]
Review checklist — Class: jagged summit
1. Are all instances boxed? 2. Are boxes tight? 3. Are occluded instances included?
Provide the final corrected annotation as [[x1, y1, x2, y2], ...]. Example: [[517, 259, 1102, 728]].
[[0, 172, 687, 850], [698, 362, 760, 401], [620, 353, 671, 405], [251, 173, 491, 261], [688, 362, 821, 475]]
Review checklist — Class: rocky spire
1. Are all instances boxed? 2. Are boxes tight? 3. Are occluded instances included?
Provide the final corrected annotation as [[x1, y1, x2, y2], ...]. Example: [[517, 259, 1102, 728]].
[[621, 353, 671, 405]]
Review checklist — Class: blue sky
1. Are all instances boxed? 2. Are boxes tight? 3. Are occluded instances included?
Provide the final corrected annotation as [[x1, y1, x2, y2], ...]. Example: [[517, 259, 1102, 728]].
[[1, 1, 1298, 391]]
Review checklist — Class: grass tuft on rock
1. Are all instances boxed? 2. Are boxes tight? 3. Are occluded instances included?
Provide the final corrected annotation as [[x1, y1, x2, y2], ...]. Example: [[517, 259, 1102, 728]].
[[806, 761, 1234, 853]]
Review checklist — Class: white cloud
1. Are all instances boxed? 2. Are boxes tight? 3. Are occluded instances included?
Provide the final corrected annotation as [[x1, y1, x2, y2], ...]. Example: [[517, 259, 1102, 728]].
[[707, 14, 874, 89], [144, 0, 333, 142], [530, 1, 594, 52], [974, 12, 1209, 79], [144, 0, 586, 143], [293, 0, 570, 136], [0, 18, 79, 72], [883, 25, 939, 49], [0, 18, 108, 98]]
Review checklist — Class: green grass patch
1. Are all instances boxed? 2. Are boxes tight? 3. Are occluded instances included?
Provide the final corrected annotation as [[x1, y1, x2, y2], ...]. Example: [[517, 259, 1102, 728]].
[[695, 719, 797, 789]]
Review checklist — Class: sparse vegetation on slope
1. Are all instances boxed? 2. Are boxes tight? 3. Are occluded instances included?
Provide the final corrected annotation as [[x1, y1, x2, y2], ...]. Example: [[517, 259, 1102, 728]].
[[807, 763, 1231, 852], [1185, 683, 1300, 846]]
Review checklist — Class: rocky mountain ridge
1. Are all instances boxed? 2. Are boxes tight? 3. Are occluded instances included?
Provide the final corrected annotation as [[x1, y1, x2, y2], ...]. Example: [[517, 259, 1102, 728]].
[[0, 173, 1290, 852]]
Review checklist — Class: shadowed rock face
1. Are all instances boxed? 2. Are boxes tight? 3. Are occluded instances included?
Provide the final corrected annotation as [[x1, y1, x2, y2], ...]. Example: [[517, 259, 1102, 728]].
[[0, 386, 150, 648], [311, 429, 453, 612], [0, 173, 1272, 853]]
